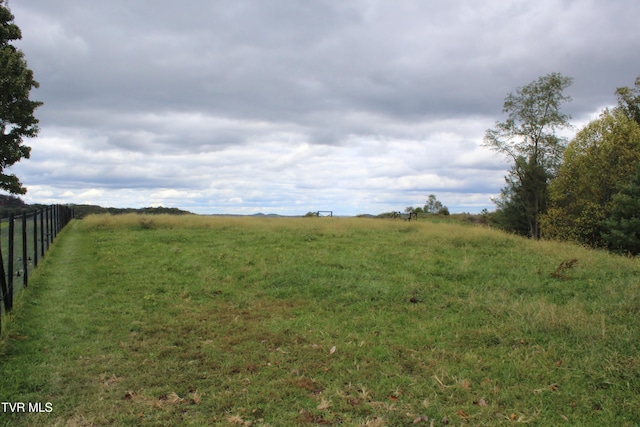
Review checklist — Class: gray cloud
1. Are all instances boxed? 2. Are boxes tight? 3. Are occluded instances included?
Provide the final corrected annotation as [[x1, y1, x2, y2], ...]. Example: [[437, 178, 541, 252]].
[[7, 0, 640, 214]]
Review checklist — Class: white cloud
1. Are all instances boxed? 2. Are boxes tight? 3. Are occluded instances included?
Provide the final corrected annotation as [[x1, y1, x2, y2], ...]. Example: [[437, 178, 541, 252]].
[[78, 189, 104, 199], [7, 0, 640, 214]]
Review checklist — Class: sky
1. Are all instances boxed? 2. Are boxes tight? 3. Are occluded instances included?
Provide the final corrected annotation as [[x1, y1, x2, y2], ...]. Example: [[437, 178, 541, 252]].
[[6, 0, 640, 215]]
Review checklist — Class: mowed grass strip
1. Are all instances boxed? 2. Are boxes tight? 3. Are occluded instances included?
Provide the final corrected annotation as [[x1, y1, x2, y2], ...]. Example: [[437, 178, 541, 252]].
[[1, 214, 639, 426]]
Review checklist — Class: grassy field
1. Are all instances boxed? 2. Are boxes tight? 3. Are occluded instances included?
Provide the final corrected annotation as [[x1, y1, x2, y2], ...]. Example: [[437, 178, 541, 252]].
[[0, 214, 639, 426]]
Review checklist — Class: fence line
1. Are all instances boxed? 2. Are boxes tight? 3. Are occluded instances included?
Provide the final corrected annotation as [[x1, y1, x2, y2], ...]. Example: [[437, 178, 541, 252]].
[[391, 211, 418, 221], [0, 205, 74, 334]]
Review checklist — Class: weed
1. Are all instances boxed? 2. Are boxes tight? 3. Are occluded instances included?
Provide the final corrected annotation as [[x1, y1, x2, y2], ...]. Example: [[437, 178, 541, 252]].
[[551, 258, 579, 280]]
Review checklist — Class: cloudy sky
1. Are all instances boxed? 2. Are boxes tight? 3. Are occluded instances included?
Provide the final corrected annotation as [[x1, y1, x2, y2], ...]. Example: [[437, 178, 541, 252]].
[[7, 0, 640, 215]]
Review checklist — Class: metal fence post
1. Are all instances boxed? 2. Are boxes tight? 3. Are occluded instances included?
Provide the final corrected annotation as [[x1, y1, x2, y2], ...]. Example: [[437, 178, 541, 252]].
[[7, 214, 14, 312], [46, 207, 51, 250], [0, 243, 5, 333], [53, 205, 58, 239], [0, 236, 9, 316], [50, 206, 54, 244], [22, 211, 28, 288], [33, 211, 38, 268], [40, 208, 45, 257]]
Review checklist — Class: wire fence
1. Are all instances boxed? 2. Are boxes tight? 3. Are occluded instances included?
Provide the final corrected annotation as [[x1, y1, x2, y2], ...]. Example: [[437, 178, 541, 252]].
[[0, 205, 74, 333]]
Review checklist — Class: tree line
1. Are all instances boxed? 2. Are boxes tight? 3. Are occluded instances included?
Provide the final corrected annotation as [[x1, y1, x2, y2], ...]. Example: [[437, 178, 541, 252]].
[[404, 194, 450, 216], [486, 73, 640, 255]]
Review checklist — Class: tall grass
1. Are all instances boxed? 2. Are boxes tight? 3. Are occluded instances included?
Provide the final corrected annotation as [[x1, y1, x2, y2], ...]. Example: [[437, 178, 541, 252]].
[[1, 214, 638, 426]]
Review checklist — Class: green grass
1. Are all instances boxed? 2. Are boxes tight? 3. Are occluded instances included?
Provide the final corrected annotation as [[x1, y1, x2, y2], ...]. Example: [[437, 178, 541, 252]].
[[1, 214, 639, 426]]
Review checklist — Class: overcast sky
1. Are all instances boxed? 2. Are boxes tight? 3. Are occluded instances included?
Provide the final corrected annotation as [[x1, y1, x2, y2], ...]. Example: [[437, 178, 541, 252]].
[[7, 0, 640, 215]]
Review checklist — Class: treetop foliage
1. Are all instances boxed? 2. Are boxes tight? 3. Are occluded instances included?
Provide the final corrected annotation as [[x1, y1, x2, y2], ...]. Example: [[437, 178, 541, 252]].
[[615, 75, 640, 125], [0, 3, 21, 44], [0, 0, 42, 194], [485, 72, 573, 170], [541, 76, 640, 251], [485, 72, 573, 239], [405, 194, 449, 216]]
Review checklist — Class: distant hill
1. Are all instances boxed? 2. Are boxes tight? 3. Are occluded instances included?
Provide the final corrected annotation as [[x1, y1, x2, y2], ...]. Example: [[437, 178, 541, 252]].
[[251, 213, 285, 217], [67, 204, 194, 219], [0, 194, 28, 211], [0, 195, 193, 219], [0, 194, 48, 218]]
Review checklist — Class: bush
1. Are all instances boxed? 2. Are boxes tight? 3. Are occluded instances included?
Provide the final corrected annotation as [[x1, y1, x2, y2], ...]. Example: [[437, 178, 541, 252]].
[[601, 164, 640, 255]]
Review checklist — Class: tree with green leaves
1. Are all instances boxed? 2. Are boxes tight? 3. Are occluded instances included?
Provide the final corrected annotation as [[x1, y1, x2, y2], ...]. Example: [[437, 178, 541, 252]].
[[0, 1, 42, 194], [491, 158, 548, 236], [484, 72, 573, 238], [404, 206, 424, 214], [601, 164, 640, 255], [615, 75, 640, 125], [423, 194, 448, 215], [543, 110, 640, 245], [541, 78, 640, 248]]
